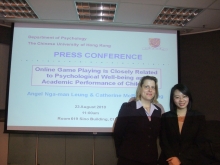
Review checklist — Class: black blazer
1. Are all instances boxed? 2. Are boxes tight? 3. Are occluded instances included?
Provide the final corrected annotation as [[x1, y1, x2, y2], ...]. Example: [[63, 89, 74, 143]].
[[113, 101, 161, 164], [158, 110, 207, 165]]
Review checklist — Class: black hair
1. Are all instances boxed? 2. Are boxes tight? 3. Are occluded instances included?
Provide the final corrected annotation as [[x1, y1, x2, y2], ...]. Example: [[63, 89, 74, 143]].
[[170, 84, 192, 112]]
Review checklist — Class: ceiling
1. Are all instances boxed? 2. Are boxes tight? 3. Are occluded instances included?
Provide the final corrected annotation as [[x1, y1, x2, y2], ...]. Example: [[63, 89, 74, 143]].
[[0, 0, 220, 35]]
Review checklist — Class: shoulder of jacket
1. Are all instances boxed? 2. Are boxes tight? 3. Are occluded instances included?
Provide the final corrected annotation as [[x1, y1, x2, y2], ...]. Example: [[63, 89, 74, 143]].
[[127, 100, 136, 107], [162, 111, 176, 117], [120, 101, 135, 110], [188, 110, 205, 118]]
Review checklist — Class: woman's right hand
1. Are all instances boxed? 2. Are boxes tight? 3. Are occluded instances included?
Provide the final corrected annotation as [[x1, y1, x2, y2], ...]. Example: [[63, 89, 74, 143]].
[[166, 157, 181, 165]]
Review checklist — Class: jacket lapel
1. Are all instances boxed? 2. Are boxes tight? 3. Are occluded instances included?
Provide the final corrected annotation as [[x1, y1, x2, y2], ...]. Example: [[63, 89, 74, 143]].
[[180, 110, 194, 138], [136, 108, 147, 116], [169, 111, 181, 138], [129, 101, 146, 116]]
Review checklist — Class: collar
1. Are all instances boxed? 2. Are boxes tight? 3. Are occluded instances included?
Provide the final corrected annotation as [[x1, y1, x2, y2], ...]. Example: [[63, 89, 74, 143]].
[[136, 100, 158, 116]]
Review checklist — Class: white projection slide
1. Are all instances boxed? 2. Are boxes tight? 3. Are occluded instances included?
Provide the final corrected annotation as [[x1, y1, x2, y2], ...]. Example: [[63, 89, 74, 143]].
[[6, 23, 178, 133]]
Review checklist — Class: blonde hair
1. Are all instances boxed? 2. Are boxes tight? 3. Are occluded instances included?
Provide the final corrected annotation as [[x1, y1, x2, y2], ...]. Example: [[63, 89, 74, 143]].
[[135, 76, 159, 103]]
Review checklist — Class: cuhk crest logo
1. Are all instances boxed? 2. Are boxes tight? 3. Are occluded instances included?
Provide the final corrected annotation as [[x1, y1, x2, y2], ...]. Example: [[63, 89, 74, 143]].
[[149, 38, 160, 48]]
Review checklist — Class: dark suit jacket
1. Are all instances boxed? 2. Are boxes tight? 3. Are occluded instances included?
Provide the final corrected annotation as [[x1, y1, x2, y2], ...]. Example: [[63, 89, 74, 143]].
[[158, 110, 208, 165], [113, 101, 161, 164]]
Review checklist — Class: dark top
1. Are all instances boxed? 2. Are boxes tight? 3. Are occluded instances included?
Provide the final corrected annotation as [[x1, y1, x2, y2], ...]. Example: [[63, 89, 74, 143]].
[[158, 110, 208, 165], [113, 101, 161, 164]]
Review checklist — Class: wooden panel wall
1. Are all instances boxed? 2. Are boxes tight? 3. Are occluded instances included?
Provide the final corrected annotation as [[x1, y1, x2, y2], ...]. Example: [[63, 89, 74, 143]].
[[179, 30, 220, 120]]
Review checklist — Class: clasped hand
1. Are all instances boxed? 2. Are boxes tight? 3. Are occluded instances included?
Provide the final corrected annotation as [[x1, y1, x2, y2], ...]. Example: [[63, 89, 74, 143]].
[[166, 157, 181, 165]]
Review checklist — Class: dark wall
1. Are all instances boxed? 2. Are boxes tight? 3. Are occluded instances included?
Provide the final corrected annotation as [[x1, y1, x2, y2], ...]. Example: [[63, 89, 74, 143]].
[[0, 26, 11, 120], [0, 25, 11, 45], [179, 30, 220, 120]]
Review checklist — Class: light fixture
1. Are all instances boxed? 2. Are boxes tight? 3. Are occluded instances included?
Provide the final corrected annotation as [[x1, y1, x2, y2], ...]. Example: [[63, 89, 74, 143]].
[[0, 0, 38, 19], [75, 2, 117, 22], [153, 7, 203, 27]]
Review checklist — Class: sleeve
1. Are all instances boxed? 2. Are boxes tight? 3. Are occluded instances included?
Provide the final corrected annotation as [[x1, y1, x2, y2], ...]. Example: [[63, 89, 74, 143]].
[[159, 114, 178, 159], [190, 112, 210, 164], [196, 114, 218, 164], [113, 102, 129, 157]]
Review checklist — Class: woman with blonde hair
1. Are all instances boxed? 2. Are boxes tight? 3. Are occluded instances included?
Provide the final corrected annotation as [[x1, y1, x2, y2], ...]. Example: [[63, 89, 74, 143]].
[[114, 76, 163, 165]]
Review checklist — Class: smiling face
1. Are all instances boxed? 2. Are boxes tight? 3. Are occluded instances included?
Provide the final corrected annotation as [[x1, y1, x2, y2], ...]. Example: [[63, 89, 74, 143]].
[[173, 89, 189, 110], [140, 79, 156, 102]]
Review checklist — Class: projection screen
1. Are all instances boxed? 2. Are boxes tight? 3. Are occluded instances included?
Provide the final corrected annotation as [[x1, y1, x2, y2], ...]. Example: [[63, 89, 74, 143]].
[[5, 22, 178, 134]]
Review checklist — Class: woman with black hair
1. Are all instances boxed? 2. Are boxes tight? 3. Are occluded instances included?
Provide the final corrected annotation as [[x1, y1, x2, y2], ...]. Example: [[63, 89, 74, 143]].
[[158, 84, 208, 165]]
